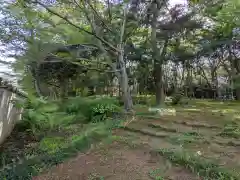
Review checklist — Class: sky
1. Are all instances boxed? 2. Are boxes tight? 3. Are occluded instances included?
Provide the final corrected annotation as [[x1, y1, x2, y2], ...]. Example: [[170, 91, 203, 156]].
[[0, 0, 187, 83], [169, 0, 187, 6]]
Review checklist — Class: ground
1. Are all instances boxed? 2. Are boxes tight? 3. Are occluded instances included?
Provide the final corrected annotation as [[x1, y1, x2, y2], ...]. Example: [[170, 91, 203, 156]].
[[32, 100, 240, 180]]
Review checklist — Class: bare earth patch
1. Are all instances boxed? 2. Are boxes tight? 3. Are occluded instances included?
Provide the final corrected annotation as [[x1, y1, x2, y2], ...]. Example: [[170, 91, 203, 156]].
[[33, 141, 199, 180], [33, 103, 240, 180]]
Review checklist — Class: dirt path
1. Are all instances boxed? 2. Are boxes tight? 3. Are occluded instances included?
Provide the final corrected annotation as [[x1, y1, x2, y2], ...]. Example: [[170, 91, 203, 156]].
[[34, 112, 240, 180], [33, 140, 199, 180]]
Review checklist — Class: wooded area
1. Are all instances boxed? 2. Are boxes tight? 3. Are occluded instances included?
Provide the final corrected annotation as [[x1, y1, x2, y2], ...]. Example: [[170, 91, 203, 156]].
[[0, 0, 240, 179], [0, 0, 239, 108]]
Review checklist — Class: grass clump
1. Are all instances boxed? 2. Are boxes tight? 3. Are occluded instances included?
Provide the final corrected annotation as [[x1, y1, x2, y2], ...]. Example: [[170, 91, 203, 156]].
[[158, 148, 239, 180], [219, 121, 240, 138], [168, 132, 204, 145], [39, 137, 66, 154], [149, 168, 164, 180]]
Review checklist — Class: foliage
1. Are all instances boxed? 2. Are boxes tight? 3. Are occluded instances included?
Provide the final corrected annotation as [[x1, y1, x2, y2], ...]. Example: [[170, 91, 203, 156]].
[[62, 96, 121, 122], [158, 148, 238, 180], [39, 137, 66, 154], [14, 95, 120, 140], [171, 93, 183, 105], [1, 0, 239, 178], [0, 122, 114, 180], [219, 121, 240, 138]]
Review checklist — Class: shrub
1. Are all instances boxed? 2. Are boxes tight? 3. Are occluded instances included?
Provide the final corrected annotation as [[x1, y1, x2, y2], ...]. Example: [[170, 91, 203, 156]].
[[171, 93, 183, 105], [15, 97, 63, 137], [171, 91, 189, 106], [90, 100, 121, 122], [15, 96, 121, 139], [39, 137, 66, 154], [62, 96, 121, 123]]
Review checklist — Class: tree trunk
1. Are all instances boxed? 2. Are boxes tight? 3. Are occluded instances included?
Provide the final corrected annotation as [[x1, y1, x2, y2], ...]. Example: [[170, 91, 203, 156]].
[[150, 1, 166, 107], [228, 45, 240, 100], [153, 63, 164, 106], [118, 52, 133, 111], [173, 63, 178, 94], [120, 73, 133, 111]]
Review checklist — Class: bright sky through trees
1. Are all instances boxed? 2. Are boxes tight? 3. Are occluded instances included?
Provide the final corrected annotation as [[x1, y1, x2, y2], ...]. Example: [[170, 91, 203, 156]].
[[0, 0, 187, 82]]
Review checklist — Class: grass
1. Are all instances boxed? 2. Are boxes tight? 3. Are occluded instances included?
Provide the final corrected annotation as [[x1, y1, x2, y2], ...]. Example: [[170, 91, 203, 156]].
[[157, 148, 239, 180], [149, 168, 164, 180], [0, 96, 125, 179], [2, 98, 240, 179], [0, 120, 118, 180], [88, 173, 105, 180], [92, 99, 240, 179], [219, 121, 240, 138], [113, 133, 239, 180], [129, 99, 240, 179], [168, 132, 207, 146]]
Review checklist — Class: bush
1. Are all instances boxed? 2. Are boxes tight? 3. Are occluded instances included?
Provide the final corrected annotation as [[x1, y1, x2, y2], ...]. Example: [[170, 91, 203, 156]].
[[15, 97, 68, 137], [39, 137, 66, 154], [62, 96, 121, 123], [171, 93, 183, 105], [14, 96, 121, 139], [171, 92, 188, 106]]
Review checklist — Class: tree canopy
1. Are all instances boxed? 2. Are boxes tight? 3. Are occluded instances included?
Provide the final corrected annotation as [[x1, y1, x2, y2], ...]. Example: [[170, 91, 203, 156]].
[[0, 0, 239, 109]]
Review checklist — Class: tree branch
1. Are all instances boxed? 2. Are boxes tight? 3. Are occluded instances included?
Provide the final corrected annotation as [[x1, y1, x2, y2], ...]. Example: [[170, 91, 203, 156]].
[[32, 0, 119, 53], [84, 0, 114, 34]]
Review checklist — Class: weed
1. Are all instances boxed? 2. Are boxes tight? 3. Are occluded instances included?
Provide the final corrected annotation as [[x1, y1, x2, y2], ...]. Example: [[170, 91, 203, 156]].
[[155, 177, 164, 180], [168, 131, 206, 145], [39, 137, 66, 154], [149, 168, 164, 180], [88, 173, 105, 180], [158, 148, 239, 180], [0, 122, 114, 180], [219, 121, 240, 138]]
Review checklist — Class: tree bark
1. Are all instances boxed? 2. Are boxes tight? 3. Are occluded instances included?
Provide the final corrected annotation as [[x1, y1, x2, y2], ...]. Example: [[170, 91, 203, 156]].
[[150, 1, 166, 106], [228, 45, 240, 100]]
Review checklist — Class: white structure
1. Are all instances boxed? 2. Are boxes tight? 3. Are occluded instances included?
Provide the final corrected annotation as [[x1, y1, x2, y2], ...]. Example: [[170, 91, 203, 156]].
[[0, 88, 23, 145]]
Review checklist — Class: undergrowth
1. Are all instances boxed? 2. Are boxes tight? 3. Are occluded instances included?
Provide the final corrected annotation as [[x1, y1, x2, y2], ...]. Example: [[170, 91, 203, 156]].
[[168, 132, 206, 145], [219, 121, 240, 138], [0, 96, 122, 179], [158, 148, 239, 180], [0, 121, 119, 180]]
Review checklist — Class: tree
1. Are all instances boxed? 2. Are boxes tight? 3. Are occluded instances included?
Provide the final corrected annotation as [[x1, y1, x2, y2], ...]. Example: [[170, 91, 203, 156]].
[[1, 0, 146, 111]]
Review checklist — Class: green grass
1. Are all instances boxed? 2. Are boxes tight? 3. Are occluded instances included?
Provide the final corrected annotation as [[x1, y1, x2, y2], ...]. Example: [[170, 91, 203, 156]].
[[114, 133, 239, 180], [0, 96, 125, 180], [149, 168, 164, 180], [157, 148, 239, 180], [0, 121, 118, 180], [219, 121, 240, 138], [168, 132, 206, 145], [39, 137, 66, 154], [3, 98, 240, 179]]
